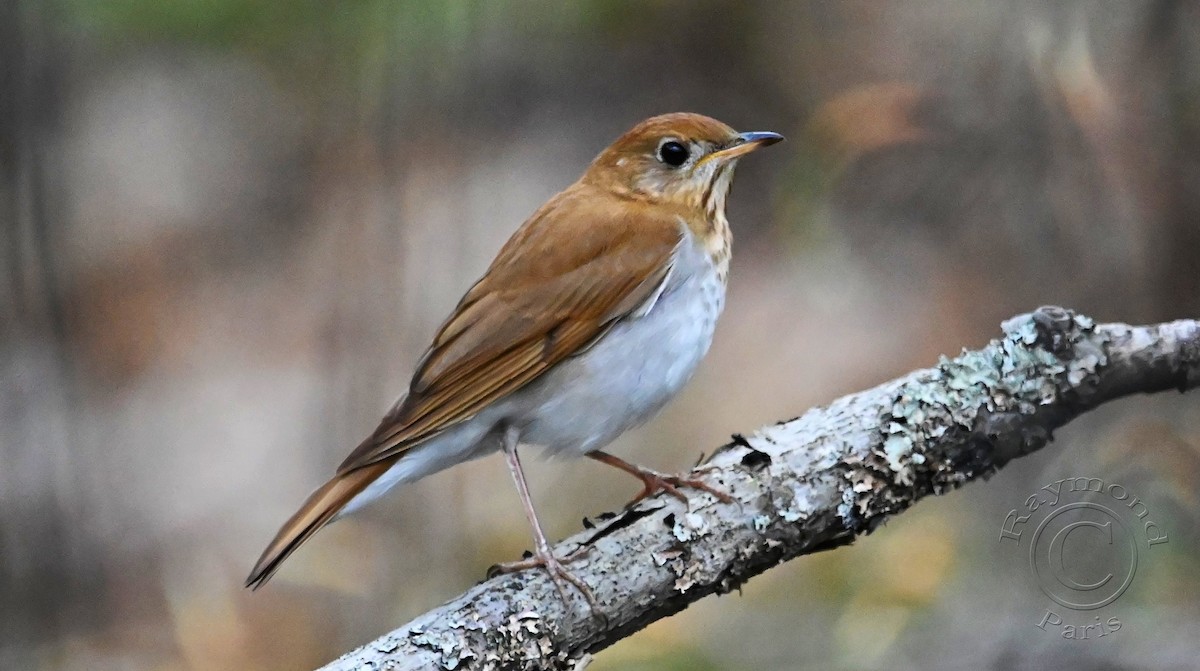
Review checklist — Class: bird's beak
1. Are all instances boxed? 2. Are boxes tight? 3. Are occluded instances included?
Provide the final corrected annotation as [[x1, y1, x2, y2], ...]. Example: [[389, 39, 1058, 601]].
[[702, 131, 785, 164]]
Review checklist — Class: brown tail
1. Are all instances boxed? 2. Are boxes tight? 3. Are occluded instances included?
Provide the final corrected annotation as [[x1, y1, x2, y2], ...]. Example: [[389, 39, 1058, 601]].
[[245, 460, 393, 590]]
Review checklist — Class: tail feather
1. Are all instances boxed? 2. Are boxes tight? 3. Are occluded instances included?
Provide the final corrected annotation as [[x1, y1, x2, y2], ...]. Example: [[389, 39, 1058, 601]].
[[245, 460, 393, 589]]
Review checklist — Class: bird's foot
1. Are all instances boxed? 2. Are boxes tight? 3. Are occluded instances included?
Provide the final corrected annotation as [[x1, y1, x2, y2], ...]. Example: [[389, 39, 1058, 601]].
[[588, 451, 733, 508], [490, 546, 600, 613], [625, 465, 733, 507]]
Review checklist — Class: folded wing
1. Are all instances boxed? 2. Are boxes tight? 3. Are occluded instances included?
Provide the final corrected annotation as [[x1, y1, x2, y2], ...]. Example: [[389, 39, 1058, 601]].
[[246, 184, 684, 588], [337, 185, 684, 473]]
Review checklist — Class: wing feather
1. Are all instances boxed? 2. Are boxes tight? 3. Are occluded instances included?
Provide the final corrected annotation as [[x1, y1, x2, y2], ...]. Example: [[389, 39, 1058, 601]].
[[337, 185, 684, 474]]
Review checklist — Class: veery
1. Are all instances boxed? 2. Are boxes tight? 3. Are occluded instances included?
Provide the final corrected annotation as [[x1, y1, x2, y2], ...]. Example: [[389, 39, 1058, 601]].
[[246, 113, 783, 608]]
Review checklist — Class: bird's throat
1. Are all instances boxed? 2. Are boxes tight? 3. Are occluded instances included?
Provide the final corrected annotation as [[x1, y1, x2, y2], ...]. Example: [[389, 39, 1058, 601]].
[[708, 213, 732, 284], [680, 209, 732, 285]]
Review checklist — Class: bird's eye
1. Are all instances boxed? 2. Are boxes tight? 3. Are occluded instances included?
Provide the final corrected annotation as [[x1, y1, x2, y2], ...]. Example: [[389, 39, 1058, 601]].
[[657, 141, 689, 167]]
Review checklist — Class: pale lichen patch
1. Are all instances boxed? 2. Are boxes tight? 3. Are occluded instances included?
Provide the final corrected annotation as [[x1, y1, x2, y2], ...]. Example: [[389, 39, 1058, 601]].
[[670, 512, 710, 543], [407, 603, 579, 671], [671, 556, 706, 593], [409, 625, 477, 670], [850, 307, 1112, 523]]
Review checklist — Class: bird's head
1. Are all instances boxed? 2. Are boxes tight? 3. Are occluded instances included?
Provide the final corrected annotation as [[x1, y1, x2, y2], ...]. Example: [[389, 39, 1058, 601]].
[[584, 112, 783, 216]]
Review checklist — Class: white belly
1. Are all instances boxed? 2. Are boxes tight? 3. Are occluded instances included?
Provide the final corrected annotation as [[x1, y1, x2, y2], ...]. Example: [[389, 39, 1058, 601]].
[[512, 237, 724, 455], [341, 235, 724, 515]]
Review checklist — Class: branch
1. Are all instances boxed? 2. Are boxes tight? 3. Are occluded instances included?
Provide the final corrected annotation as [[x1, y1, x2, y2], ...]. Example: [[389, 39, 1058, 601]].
[[318, 307, 1200, 671]]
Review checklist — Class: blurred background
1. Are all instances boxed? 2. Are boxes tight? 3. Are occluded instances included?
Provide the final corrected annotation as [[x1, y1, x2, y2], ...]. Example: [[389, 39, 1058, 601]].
[[3, 1, 1199, 669]]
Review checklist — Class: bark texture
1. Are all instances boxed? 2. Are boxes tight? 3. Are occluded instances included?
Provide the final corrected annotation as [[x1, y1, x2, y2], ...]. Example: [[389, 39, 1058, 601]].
[[319, 307, 1200, 671]]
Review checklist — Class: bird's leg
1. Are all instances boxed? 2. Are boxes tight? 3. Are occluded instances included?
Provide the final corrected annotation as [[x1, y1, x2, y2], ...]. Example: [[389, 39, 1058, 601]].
[[588, 450, 733, 507], [491, 426, 599, 612]]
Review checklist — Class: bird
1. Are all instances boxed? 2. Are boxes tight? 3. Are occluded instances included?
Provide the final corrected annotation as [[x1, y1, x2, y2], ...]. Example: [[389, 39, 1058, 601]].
[[245, 112, 783, 608]]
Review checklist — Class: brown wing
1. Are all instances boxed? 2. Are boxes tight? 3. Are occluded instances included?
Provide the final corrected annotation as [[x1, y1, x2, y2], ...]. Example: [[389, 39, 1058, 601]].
[[246, 184, 684, 590], [336, 184, 684, 473]]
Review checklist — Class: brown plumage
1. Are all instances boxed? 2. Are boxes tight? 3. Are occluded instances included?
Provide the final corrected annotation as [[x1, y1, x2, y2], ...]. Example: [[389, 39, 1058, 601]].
[[339, 189, 684, 471], [246, 113, 782, 597], [246, 461, 391, 589]]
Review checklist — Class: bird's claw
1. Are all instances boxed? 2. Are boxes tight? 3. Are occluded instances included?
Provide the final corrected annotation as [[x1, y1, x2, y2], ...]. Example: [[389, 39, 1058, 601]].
[[627, 467, 733, 507], [490, 546, 601, 615]]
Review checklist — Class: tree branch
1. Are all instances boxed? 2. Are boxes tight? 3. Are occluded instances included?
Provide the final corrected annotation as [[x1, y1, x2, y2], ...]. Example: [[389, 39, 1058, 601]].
[[318, 307, 1200, 671]]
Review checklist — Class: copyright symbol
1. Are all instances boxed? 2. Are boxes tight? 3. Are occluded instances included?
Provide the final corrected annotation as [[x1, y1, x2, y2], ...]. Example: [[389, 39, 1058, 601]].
[[1029, 502, 1138, 610]]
